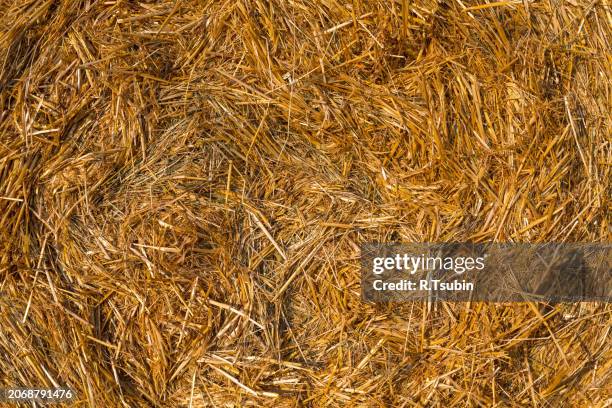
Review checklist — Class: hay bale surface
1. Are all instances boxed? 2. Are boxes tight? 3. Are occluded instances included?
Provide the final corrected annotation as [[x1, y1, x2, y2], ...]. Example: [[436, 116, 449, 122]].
[[0, 0, 610, 406]]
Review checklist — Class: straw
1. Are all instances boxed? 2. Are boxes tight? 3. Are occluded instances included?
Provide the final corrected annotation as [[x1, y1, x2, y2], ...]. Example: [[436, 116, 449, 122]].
[[0, 0, 610, 406]]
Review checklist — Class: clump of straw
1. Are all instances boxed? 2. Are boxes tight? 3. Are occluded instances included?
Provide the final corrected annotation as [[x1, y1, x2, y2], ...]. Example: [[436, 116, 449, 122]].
[[0, 0, 610, 406]]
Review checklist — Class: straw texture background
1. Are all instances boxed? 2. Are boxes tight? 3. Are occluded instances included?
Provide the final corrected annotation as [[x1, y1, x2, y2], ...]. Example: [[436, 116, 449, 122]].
[[0, 0, 610, 406]]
